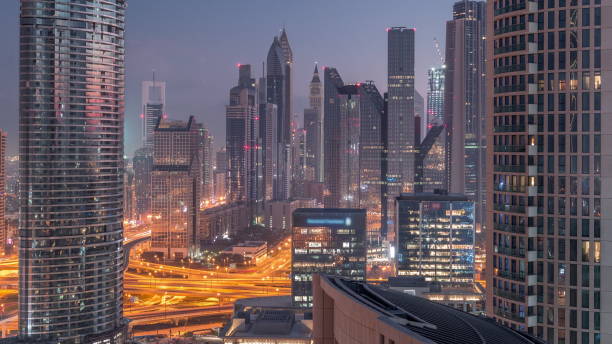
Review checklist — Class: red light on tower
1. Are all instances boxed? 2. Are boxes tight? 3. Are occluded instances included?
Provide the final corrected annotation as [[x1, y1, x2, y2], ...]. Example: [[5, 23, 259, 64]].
[[140, 114, 144, 119], [385, 28, 391, 32], [236, 63, 242, 68]]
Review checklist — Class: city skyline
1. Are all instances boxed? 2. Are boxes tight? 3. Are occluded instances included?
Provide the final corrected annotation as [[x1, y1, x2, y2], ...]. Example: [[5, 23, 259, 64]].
[[0, 0, 462, 157]]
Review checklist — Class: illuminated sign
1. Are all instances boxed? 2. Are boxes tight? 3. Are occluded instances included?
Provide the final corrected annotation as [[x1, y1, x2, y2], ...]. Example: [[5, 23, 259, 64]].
[[306, 217, 352, 226]]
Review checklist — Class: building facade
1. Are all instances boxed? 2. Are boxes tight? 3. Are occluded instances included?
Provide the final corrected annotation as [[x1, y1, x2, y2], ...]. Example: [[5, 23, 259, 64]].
[[427, 66, 446, 127], [487, 0, 611, 342], [18, 1, 127, 342], [312, 274, 545, 344], [151, 117, 201, 260], [396, 193, 475, 284], [291, 208, 366, 308], [133, 147, 153, 220]]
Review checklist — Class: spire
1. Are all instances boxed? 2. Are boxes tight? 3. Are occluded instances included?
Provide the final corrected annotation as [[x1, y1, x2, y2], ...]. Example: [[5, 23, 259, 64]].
[[278, 28, 293, 64], [311, 63, 320, 83]]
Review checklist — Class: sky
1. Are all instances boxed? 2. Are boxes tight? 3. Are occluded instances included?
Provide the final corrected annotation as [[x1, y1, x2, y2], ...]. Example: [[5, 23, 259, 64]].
[[0, 0, 459, 157]]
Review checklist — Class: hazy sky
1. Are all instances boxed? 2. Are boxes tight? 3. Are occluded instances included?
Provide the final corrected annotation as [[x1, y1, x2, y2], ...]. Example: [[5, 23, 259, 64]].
[[0, 0, 460, 157]]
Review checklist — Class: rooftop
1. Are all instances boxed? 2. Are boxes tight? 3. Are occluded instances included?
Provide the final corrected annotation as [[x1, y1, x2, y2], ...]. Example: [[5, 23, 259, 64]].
[[325, 276, 545, 344]]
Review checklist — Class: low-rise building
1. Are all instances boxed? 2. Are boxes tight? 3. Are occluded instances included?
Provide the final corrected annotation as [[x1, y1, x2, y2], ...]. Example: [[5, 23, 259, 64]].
[[223, 241, 268, 265], [265, 198, 320, 231], [222, 296, 312, 344]]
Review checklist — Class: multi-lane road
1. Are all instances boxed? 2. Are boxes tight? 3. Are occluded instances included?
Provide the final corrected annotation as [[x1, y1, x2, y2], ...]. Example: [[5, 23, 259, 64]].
[[0, 230, 292, 337]]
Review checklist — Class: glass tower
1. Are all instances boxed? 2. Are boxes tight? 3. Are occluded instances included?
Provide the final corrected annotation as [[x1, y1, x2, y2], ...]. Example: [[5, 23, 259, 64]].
[[291, 208, 367, 308], [19, 0, 127, 342], [395, 193, 475, 284]]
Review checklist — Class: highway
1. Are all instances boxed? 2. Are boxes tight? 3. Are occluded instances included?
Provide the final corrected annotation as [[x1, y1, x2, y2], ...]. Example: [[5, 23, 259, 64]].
[[0, 229, 292, 338]]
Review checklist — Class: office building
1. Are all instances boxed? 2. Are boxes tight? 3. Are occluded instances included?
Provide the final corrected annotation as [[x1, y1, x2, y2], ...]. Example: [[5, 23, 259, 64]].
[[124, 164, 136, 222], [267, 29, 293, 200], [141, 79, 166, 149], [427, 66, 446, 127], [387, 27, 416, 244], [445, 0, 487, 228], [18, 1, 127, 342], [151, 116, 201, 260], [264, 198, 320, 231], [291, 208, 366, 308], [396, 192, 475, 284], [312, 275, 545, 344], [487, 1, 611, 342], [133, 147, 153, 220], [215, 147, 227, 201], [323, 67, 345, 208]]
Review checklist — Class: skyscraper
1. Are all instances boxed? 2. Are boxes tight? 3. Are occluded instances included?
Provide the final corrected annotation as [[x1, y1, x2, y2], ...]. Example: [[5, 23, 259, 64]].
[[387, 27, 416, 240], [427, 66, 446, 127], [266, 29, 293, 200], [445, 0, 486, 229], [18, 1, 127, 342], [396, 192, 475, 284], [414, 125, 446, 193], [292, 208, 366, 308], [141, 79, 166, 149], [151, 117, 201, 260], [215, 147, 227, 201], [415, 90, 426, 139], [199, 126, 214, 201], [323, 67, 344, 208], [487, 1, 611, 341], [305, 64, 323, 183], [226, 64, 261, 220], [0, 130, 5, 255], [133, 147, 153, 219]]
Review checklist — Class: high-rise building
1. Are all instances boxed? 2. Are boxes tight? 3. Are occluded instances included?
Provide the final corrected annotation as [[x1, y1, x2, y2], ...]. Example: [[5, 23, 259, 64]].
[[414, 125, 446, 193], [151, 117, 201, 260], [18, 1, 127, 342], [395, 192, 475, 284], [199, 126, 214, 201], [305, 64, 323, 182], [214, 147, 227, 201], [141, 79, 166, 149], [323, 67, 345, 208], [427, 66, 446, 127], [133, 147, 153, 219], [323, 70, 386, 241], [415, 90, 426, 140], [487, 0, 611, 341], [266, 29, 293, 200], [226, 64, 260, 213], [124, 162, 136, 222], [445, 0, 486, 229], [292, 208, 366, 308], [0, 130, 5, 255], [357, 82, 387, 242], [387, 27, 416, 241]]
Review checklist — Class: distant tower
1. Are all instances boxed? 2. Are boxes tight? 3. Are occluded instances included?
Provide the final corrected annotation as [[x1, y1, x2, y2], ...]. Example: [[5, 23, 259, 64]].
[[142, 75, 166, 149], [266, 29, 293, 200], [427, 66, 446, 127], [226, 64, 261, 222], [151, 116, 202, 259], [305, 64, 323, 182], [445, 0, 486, 229], [387, 27, 416, 241]]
